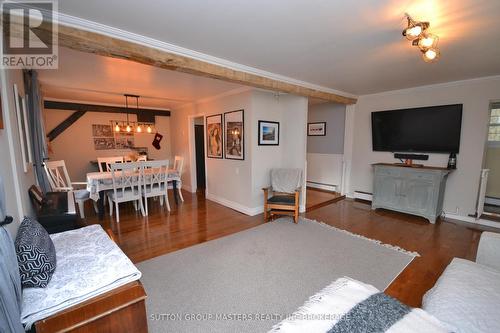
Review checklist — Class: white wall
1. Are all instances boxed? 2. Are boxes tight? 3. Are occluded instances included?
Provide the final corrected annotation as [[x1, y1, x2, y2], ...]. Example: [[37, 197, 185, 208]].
[[347, 76, 500, 218], [170, 88, 308, 215], [43, 108, 172, 181], [251, 91, 308, 211], [0, 69, 36, 236], [171, 89, 253, 209]]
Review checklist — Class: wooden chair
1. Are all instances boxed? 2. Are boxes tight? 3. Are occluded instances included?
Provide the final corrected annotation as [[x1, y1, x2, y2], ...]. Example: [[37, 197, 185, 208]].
[[168, 155, 185, 202], [44, 160, 97, 219], [262, 169, 302, 223], [107, 162, 145, 222], [97, 156, 124, 172], [141, 160, 170, 215]]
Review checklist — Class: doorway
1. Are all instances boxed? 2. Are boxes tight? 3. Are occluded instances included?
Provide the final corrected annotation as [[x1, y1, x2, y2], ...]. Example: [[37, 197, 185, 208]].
[[194, 117, 206, 191], [305, 101, 346, 211], [478, 101, 500, 220]]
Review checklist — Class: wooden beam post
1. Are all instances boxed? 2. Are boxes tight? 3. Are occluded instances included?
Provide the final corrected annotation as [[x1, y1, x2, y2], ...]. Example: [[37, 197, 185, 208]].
[[9, 16, 357, 105], [44, 100, 171, 117], [47, 110, 86, 142]]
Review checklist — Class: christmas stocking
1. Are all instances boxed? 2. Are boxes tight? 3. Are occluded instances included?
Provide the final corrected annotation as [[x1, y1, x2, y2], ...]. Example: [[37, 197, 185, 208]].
[[152, 133, 163, 150]]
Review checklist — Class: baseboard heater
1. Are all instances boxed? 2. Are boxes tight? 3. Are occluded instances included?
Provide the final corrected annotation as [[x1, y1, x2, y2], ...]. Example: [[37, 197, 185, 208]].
[[306, 181, 337, 192], [485, 196, 500, 206], [353, 191, 372, 201]]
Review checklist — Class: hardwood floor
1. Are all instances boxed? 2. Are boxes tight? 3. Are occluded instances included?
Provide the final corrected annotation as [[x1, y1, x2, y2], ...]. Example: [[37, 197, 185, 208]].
[[83, 191, 263, 263], [83, 190, 495, 307], [305, 187, 344, 211]]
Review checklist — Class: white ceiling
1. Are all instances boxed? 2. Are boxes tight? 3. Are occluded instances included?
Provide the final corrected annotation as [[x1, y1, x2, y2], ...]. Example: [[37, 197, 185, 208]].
[[53, 0, 500, 95], [38, 47, 243, 109]]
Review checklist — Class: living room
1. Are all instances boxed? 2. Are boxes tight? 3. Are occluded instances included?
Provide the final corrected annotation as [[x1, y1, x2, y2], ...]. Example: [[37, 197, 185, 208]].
[[1, 1, 500, 332]]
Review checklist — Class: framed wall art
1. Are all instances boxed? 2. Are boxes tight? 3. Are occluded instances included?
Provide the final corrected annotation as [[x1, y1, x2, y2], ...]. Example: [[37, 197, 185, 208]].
[[258, 120, 279, 146], [307, 122, 326, 136], [224, 109, 244, 160], [206, 114, 223, 158]]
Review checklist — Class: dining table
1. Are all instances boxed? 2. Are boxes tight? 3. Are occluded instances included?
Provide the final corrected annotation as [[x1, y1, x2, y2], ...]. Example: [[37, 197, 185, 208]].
[[86, 168, 182, 219]]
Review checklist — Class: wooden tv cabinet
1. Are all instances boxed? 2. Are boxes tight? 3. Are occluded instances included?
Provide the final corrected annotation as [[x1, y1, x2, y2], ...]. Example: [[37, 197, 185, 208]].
[[371, 163, 452, 223]]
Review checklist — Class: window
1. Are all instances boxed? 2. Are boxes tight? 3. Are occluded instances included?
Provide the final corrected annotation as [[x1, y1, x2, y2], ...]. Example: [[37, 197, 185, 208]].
[[488, 104, 500, 143]]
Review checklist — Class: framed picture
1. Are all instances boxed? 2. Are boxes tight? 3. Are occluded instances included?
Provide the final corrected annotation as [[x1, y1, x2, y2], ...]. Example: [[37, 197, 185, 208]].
[[224, 109, 244, 160], [115, 137, 135, 149], [206, 114, 223, 158], [13, 84, 32, 173], [258, 120, 279, 146], [94, 138, 116, 150], [92, 124, 113, 137], [308, 122, 326, 136]]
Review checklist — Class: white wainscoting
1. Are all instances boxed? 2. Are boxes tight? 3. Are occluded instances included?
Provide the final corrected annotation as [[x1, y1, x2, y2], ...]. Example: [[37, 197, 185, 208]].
[[306, 153, 343, 191]]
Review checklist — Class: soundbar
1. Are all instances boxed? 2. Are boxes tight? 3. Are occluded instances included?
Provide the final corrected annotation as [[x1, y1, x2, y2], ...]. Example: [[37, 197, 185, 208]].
[[394, 153, 429, 161]]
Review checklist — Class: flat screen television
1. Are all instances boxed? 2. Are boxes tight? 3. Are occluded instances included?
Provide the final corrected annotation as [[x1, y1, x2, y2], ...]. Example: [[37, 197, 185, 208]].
[[371, 104, 463, 153]]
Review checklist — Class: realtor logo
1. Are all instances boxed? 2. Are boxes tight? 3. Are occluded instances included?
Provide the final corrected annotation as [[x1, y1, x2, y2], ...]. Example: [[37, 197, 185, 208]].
[[1, 0, 58, 68]]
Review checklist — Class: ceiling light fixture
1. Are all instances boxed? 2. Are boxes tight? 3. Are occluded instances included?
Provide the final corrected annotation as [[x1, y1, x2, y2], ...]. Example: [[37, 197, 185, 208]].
[[110, 94, 156, 134], [402, 13, 440, 63]]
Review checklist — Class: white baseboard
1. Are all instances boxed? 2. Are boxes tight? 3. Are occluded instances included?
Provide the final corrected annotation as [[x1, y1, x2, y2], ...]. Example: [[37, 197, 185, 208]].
[[206, 193, 262, 216], [307, 182, 337, 192], [205, 193, 306, 216]]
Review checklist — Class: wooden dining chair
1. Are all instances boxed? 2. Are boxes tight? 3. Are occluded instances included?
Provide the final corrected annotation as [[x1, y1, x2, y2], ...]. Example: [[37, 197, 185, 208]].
[[44, 160, 97, 219], [141, 160, 170, 215], [97, 156, 124, 172], [168, 155, 184, 202], [107, 162, 145, 222]]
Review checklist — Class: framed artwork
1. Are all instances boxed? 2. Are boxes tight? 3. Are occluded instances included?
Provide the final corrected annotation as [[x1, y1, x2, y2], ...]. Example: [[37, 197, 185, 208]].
[[93, 138, 115, 150], [308, 122, 326, 136], [206, 114, 223, 158], [92, 124, 113, 137], [115, 136, 135, 149], [13, 84, 32, 173], [224, 109, 244, 160], [258, 120, 279, 146]]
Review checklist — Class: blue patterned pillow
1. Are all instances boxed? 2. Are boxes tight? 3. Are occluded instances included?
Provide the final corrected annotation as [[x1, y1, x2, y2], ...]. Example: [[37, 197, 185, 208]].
[[15, 217, 57, 288]]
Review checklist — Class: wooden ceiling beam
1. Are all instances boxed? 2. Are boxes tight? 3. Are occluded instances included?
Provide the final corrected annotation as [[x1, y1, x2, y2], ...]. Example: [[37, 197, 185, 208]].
[[10, 18, 357, 105], [44, 100, 171, 117]]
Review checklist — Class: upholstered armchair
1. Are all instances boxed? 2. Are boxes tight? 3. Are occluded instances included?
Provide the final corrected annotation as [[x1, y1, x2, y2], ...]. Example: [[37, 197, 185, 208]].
[[262, 168, 302, 223]]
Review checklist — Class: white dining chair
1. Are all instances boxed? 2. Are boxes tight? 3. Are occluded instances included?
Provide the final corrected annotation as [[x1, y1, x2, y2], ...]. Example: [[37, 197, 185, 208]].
[[97, 156, 124, 172], [168, 155, 184, 202], [136, 155, 147, 162], [141, 160, 170, 215], [107, 162, 145, 222], [44, 160, 97, 219]]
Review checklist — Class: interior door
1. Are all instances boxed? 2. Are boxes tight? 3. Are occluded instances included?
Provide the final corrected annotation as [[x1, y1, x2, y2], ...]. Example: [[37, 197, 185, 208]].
[[194, 125, 206, 191]]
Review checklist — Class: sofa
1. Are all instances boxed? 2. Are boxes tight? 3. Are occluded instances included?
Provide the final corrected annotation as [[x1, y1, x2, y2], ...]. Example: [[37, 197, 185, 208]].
[[423, 231, 500, 333]]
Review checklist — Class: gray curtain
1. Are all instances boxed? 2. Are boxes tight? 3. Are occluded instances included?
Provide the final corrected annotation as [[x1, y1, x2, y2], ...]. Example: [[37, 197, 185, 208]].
[[24, 70, 50, 193], [0, 176, 24, 333]]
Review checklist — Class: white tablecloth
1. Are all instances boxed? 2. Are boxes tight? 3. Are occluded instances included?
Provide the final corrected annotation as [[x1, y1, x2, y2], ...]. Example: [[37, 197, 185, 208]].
[[86, 169, 181, 201]]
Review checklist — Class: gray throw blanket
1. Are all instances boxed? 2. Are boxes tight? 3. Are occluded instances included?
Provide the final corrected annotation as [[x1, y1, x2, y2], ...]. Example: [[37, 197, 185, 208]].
[[328, 293, 410, 333], [271, 168, 302, 193]]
